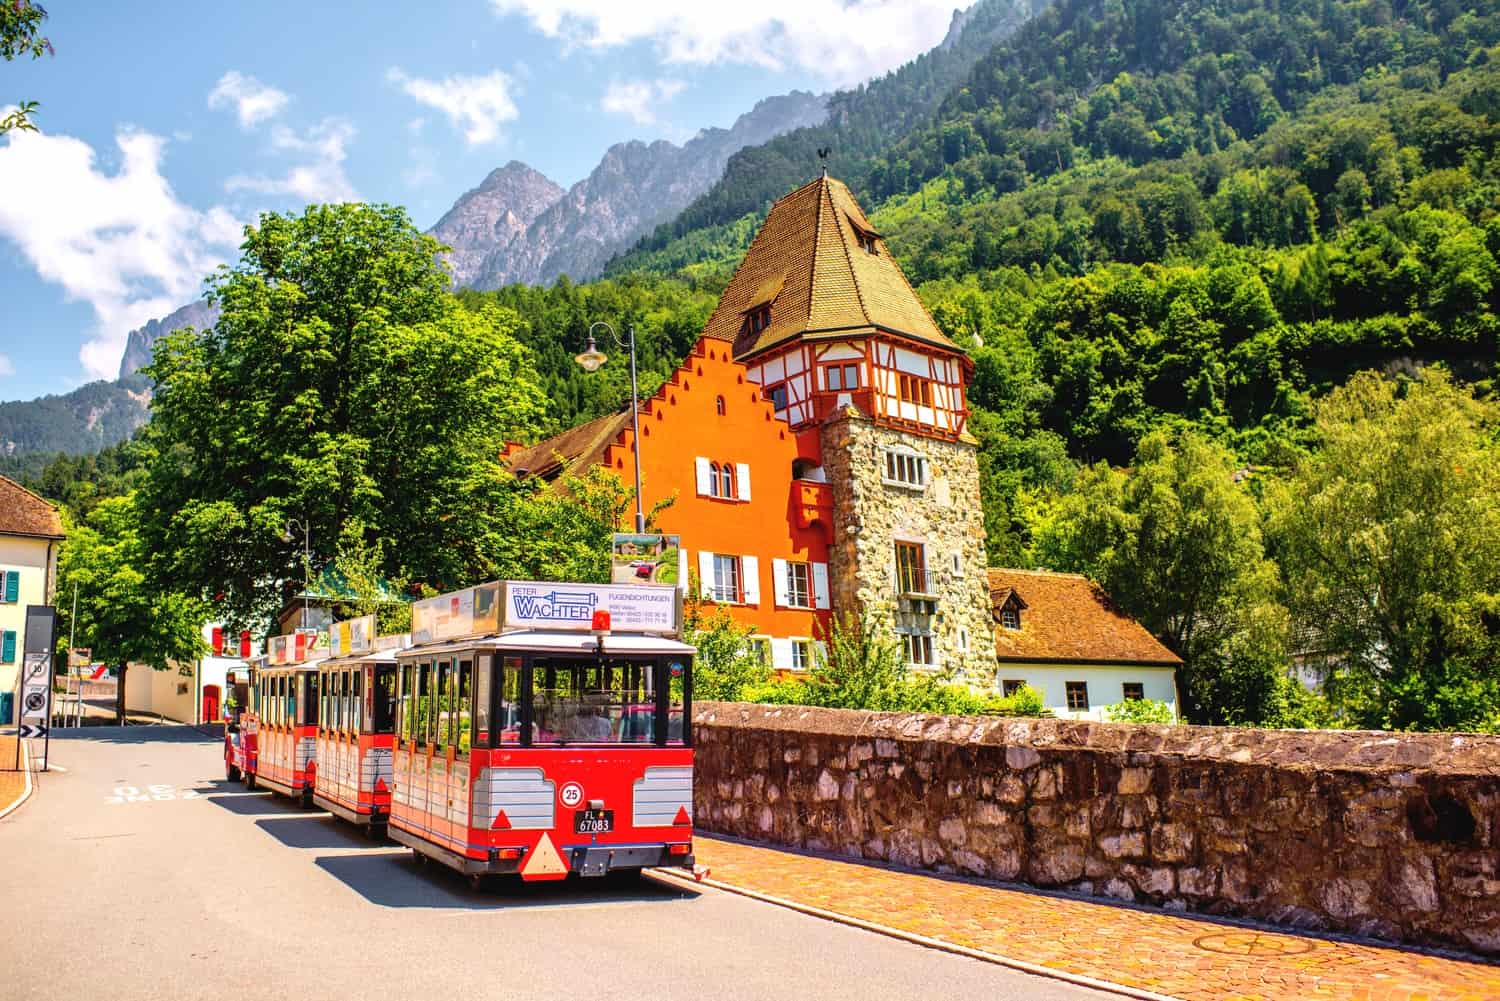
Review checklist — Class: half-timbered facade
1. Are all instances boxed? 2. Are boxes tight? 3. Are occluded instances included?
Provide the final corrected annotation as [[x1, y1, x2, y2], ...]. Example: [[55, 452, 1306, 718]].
[[511, 173, 997, 682]]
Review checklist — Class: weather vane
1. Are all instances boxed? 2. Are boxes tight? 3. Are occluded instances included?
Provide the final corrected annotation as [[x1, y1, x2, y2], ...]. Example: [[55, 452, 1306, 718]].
[[817, 147, 831, 177]]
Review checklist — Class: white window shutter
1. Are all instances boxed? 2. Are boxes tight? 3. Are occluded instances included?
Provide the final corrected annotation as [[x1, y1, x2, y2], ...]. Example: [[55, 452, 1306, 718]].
[[695, 457, 712, 496], [812, 641, 828, 669], [677, 547, 689, 592], [770, 638, 794, 670], [697, 550, 715, 599], [736, 463, 752, 501], [772, 559, 789, 607], [741, 556, 760, 605], [812, 562, 831, 610]]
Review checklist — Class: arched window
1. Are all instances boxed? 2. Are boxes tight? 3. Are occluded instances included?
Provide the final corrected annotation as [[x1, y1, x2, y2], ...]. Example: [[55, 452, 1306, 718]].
[[715, 395, 726, 416], [719, 461, 735, 498], [708, 462, 722, 498]]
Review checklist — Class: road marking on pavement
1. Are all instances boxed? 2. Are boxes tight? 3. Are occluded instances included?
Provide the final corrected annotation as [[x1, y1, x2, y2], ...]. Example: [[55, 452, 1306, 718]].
[[104, 783, 202, 804]]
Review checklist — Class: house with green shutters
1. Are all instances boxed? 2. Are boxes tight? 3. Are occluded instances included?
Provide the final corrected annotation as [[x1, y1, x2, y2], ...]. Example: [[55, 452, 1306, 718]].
[[0, 476, 64, 701]]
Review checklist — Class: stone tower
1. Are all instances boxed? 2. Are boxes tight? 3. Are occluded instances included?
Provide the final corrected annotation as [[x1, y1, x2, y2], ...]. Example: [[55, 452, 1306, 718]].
[[697, 174, 998, 684]]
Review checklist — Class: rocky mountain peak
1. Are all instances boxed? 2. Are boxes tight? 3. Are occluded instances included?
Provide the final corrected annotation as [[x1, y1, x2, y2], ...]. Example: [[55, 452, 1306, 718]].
[[429, 161, 566, 288]]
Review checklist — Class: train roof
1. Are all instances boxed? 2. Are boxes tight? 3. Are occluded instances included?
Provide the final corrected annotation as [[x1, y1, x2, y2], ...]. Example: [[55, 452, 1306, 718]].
[[316, 650, 401, 669], [396, 629, 696, 659]]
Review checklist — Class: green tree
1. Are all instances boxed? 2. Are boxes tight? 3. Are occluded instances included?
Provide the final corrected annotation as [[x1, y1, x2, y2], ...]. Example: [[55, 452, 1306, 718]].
[[1032, 430, 1293, 723], [1270, 370, 1500, 731], [137, 204, 548, 632], [683, 599, 769, 702], [1, 0, 50, 134], [57, 495, 209, 724]]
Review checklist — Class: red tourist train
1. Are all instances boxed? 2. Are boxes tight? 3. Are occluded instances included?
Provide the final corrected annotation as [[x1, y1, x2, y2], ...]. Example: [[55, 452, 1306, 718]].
[[387, 581, 696, 887], [227, 631, 324, 805], [311, 615, 402, 832]]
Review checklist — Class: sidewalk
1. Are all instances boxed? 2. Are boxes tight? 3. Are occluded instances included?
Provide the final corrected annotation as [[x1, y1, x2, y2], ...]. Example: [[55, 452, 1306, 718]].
[[681, 836, 1499, 1001], [0, 736, 28, 816]]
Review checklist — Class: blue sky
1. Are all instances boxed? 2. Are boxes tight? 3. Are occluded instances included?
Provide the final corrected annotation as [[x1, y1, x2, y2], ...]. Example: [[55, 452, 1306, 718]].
[[0, 1, 972, 402]]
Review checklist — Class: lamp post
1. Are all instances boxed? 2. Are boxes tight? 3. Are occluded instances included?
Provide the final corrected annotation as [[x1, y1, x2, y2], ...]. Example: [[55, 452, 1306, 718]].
[[282, 518, 312, 630], [575, 321, 646, 534]]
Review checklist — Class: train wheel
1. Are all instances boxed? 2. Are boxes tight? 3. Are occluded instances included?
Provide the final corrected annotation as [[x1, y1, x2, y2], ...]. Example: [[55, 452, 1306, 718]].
[[245, 771, 257, 791], [411, 848, 426, 866], [468, 874, 485, 892], [226, 760, 241, 783]]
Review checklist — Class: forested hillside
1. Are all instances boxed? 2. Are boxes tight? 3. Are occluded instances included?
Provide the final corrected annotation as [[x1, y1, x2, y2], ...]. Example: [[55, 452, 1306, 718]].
[[613, 0, 1048, 273]]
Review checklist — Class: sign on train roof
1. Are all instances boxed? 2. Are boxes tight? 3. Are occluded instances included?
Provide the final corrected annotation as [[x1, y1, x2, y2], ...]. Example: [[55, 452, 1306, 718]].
[[411, 581, 681, 644], [329, 614, 375, 658]]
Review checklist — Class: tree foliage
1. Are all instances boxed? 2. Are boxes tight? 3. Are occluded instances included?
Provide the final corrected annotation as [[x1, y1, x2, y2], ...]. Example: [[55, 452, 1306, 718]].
[[1270, 371, 1500, 731], [57, 494, 208, 722], [1, 0, 51, 134], [136, 204, 548, 631]]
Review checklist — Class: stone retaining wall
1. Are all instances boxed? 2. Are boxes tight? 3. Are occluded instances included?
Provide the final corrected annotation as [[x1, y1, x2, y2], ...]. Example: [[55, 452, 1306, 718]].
[[692, 702, 1500, 956]]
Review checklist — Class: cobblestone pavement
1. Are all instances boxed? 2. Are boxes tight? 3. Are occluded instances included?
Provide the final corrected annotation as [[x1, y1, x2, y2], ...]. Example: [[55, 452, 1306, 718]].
[[689, 836, 1500, 1001]]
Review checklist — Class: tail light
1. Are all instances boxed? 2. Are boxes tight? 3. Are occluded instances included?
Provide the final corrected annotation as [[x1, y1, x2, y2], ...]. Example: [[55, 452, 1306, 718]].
[[668, 842, 691, 856], [496, 848, 523, 861]]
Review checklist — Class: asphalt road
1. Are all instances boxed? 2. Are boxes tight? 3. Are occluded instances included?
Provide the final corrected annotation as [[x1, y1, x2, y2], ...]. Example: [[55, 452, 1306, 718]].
[[0, 727, 1113, 1001]]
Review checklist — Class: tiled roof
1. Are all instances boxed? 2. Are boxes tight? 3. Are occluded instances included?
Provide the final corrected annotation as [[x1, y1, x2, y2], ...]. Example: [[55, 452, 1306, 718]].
[[699, 174, 957, 360], [988, 568, 1181, 666], [0, 476, 64, 539], [505, 410, 632, 482]]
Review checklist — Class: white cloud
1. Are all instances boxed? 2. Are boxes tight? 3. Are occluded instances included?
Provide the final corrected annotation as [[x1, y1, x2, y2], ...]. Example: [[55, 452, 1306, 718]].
[[0, 129, 242, 381], [0, 354, 13, 378], [225, 118, 359, 203], [491, 0, 966, 83], [207, 71, 290, 129], [601, 78, 686, 125], [387, 68, 519, 145]]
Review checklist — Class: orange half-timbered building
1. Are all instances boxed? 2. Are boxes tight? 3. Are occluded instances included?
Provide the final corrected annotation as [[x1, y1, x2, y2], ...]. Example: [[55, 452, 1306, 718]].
[[510, 173, 998, 681]]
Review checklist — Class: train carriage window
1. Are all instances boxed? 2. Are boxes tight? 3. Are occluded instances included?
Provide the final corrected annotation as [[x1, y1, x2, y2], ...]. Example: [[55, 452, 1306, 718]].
[[340, 671, 350, 734], [375, 666, 397, 735], [474, 654, 492, 747], [530, 660, 657, 745], [456, 660, 473, 754], [433, 660, 449, 753], [350, 670, 363, 734], [499, 657, 522, 744], [303, 673, 319, 728], [320, 672, 331, 734], [413, 662, 432, 747], [396, 663, 414, 743]]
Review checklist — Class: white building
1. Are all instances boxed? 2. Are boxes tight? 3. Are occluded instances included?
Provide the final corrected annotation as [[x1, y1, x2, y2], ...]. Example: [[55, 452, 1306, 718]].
[[988, 569, 1181, 721], [0, 476, 63, 707]]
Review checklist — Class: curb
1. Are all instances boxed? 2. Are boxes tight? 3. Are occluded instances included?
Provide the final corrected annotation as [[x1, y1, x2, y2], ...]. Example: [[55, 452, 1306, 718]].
[[648, 866, 1183, 1001], [0, 738, 34, 823]]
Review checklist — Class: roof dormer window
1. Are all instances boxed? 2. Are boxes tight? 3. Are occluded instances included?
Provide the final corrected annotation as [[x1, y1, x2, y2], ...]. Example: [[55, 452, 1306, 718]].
[[859, 232, 877, 255], [1001, 607, 1020, 630], [750, 305, 771, 333]]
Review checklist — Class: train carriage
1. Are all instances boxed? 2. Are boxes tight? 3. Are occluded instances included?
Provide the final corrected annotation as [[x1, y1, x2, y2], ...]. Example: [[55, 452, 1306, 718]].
[[237, 631, 324, 805], [388, 581, 696, 886], [312, 616, 404, 831]]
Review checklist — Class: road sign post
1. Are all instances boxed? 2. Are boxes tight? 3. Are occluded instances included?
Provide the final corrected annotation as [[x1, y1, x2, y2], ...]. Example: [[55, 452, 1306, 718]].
[[18, 606, 57, 772]]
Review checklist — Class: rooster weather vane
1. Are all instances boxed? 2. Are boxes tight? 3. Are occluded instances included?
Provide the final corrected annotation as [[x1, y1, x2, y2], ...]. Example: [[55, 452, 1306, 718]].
[[817, 147, 831, 176]]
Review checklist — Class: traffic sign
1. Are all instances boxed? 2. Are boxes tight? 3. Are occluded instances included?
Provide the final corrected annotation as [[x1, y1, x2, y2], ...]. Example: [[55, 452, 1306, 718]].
[[18, 724, 46, 739]]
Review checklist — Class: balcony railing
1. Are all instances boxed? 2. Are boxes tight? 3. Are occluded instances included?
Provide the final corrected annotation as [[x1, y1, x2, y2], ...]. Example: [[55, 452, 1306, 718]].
[[897, 570, 939, 600]]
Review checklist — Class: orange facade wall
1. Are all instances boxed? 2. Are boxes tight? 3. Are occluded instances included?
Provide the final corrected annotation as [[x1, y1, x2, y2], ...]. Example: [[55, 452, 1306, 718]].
[[597, 338, 832, 645]]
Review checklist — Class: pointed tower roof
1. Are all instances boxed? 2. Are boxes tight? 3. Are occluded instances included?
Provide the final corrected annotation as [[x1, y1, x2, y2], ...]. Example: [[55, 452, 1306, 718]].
[[701, 175, 956, 360]]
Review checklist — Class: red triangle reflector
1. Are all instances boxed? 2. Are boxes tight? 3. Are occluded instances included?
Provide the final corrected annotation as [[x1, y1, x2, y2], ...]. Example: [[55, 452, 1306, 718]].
[[673, 806, 691, 826], [493, 809, 511, 830], [374, 777, 388, 794]]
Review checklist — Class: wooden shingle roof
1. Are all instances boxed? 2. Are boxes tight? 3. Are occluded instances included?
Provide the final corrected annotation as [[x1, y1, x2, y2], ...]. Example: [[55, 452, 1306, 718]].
[[504, 410, 632, 483], [700, 174, 957, 360], [988, 568, 1181, 666], [0, 476, 64, 539]]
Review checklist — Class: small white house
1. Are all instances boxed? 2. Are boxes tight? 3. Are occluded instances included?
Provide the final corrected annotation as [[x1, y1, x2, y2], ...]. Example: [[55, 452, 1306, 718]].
[[988, 568, 1181, 721]]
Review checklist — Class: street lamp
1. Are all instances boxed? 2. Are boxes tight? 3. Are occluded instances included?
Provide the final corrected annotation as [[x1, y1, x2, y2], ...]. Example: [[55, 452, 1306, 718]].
[[575, 321, 646, 533], [282, 518, 311, 630]]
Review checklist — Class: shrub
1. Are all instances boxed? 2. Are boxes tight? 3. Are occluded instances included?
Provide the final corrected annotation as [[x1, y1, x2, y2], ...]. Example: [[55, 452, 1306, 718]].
[[1103, 698, 1176, 724]]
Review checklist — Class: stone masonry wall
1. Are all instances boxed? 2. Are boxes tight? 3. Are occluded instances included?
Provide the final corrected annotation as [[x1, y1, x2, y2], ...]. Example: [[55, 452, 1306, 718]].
[[819, 409, 996, 683], [693, 702, 1500, 956]]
